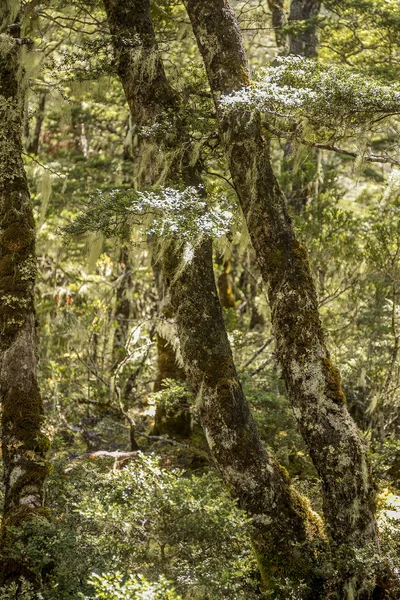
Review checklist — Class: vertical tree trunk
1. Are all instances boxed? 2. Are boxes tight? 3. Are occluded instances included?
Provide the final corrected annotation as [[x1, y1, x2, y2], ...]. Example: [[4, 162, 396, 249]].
[[26, 92, 46, 155], [112, 245, 133, 367], [267, 0, 288, 51], [151, 255, 188, 438], [216, 253, 235, 309], [0, 6, 51, 586], [289, 0, 321, 57], [285, 0, 321, 213], [102, 1, 328, 593], [183, 0, 382, 595], [102, 0, 185, 437]]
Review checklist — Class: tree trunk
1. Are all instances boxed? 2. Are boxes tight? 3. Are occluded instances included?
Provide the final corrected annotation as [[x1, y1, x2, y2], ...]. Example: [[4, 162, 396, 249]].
[[112, 245, 134, 367], [161, 238, 326, 594], [216, 253, 236, 310], [103, 0, 328, 592], [289, 0, 321, 57], [26, 92, 46, 155], [267, 0, 288, 51], [103, 0, 190, 437], [285, 0, 321, 213], [102, 0, 178, 129], [150, 248, 188, 436], [152, 276, 188, 438], [152, 333, 189, 438], [0, 7, 51, 587], [183, 0, 382, 595]]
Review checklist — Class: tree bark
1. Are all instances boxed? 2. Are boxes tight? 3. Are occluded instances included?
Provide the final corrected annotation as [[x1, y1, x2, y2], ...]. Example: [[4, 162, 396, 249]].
[[102, 0, 178, 129], [26, 92, 46, 155], [161, 237, 326, 594], [0, 5, 51, 586], [267, 0, 288, 50], [289, 0, 321, 57], [216, 253, 236, 310], [285, 0, 321, 213], [103, 0, 328, 593], [183, 0, 381, 595], [103, 0, 190, 437]]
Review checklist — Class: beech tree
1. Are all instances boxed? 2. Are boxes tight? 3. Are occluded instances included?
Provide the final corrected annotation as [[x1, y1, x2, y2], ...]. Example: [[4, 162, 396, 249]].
[[0, 0, 51, 587]]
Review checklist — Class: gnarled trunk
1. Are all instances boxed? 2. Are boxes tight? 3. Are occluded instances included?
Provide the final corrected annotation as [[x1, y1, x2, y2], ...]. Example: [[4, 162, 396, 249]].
[[183, 0, 381, 595], [0, 5, 51, 586]]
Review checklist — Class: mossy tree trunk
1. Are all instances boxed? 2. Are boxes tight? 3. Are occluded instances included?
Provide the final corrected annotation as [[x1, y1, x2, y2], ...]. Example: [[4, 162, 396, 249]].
[[0, 4, 51, 587], [102, 0, 178, 136], [161, 237, 326, 595], [151, 254, 188, 438], [152, 330, 190, 439], [103, 0, 328, 592], [216, 253, 236, 310], [103, 0, 190, 438], [183, 0, 382, 595]]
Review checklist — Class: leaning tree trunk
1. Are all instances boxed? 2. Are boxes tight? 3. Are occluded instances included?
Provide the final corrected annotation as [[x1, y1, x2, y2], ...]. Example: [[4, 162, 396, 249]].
[[183, 0, 382, 596], [0, 6, 51, 587], [161, 237, 326, 594], [102, 0, 328, 593]]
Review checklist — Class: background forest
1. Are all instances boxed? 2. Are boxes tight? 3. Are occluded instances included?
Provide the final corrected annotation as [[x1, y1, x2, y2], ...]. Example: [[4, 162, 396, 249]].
[[1, 0, 400, 598]]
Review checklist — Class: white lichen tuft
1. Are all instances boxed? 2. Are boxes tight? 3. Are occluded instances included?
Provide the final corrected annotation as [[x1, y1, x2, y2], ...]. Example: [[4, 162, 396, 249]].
[[156, 318, 184, 368], [9, 465, 25, 489]]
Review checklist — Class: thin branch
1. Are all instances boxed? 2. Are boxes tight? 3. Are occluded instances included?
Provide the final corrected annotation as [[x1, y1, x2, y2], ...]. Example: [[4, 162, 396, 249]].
[[205, 170, 238, 193], [305, 141, 400, 166], [243, 337, 273, 368], [251, 355, 275, 376], [74, 350, 109, 387], [264, 122, 400, 166], [22, 152, 66, 178]]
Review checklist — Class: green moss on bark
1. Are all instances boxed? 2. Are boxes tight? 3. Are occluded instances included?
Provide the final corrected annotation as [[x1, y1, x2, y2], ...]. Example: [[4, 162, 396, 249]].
[[0, 10, 51, 588], [321, 357, 346, 405], [0, 221, 34, 250]]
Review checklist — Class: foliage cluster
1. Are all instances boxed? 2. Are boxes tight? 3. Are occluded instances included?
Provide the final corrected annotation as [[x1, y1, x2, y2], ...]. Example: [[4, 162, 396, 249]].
[[0, 455, 259, 600]]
